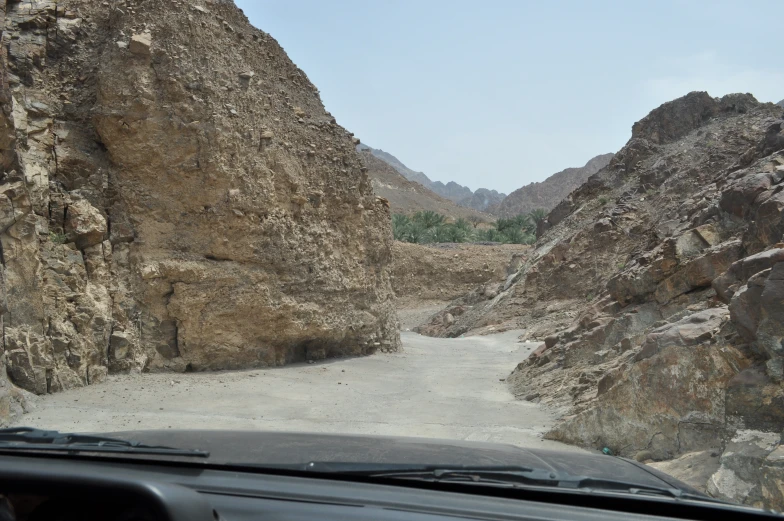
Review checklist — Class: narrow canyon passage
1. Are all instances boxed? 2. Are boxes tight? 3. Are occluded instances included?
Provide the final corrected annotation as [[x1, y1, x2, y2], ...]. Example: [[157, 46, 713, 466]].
[[14, 331, 581, 452]]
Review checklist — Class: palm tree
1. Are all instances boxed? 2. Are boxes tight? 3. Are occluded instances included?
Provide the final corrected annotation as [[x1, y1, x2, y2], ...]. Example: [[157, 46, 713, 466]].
[[422, 224, 450, 243], [392, 213, 410, 228], [477, 228, 501, 242], [406, 221, 428, 243], [442, 224, 468, 243], [529, 208, 547, 224], [500, 227, 526, 244], [512, 213, 535, 234], [413, 210, 446, 229], [391, 214, 411, 241], [453, 218, 472, 232], [494, 218, 516, 233]]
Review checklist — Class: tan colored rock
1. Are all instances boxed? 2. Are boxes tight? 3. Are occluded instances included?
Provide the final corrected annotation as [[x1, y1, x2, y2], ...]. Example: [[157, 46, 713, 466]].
[[708, 430, 782, 509], [390, 242, 525, 306], [64, 198, 107, 249], [129, 32, 152, 56], [0, 372, 33, 428], [0, 0, 399, 399], [648, 450, 721, 492]]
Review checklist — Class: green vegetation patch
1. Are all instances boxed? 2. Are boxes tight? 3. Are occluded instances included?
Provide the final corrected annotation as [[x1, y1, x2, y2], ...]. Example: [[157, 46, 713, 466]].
[[392, 209, 544, 245]]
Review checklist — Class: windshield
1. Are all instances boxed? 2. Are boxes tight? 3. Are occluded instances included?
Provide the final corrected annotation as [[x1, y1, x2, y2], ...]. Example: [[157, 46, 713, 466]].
[[0, 0, 782, 515]]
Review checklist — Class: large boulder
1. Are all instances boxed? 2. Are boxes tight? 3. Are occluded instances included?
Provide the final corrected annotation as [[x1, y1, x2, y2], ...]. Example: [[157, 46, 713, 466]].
[[713, 246, 784, 302], [0, 371, 33, 427], [725, 366, 784, 431], [757, 262, 784, 360], [607, 240, 678, 304], [653, 239, 742, 304], [752, 188, 784, 247], [548, 307, 751, 460], [721, 255, 784, 360], [719, 172, 774, 218], [635, 307, 727, 361], [707, 430, 783, 510], [64, 198, 107, 249], [727, 269, 770, 341], [647, 450, 721, 492]]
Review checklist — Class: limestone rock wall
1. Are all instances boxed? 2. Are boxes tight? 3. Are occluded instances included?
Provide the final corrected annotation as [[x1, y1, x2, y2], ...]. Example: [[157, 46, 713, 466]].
[[0, 0, 399, 419]]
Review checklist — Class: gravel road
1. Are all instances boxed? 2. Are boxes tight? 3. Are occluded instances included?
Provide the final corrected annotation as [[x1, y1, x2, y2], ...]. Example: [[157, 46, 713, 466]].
[[15, 331, 580, 451]]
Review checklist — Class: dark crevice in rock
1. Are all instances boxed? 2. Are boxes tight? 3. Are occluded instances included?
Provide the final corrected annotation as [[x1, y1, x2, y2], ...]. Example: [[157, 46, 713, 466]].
[[204, 254, 232, 262], [172, 322, 180, 359]]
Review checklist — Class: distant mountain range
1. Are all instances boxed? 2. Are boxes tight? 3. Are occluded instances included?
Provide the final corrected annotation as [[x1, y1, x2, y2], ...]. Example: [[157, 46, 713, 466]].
[[358, 144, 505, 213], [360, 150, 491, 221], [357, 143, 613, 217], [496, 153, 614, 217]]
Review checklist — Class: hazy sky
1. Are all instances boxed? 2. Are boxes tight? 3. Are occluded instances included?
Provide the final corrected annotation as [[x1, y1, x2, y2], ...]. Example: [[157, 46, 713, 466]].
[[235, 0, 783, 194]]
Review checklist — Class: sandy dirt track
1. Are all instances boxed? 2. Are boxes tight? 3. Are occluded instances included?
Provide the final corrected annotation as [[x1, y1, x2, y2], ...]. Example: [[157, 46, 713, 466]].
[[15, 331, 581, 452]]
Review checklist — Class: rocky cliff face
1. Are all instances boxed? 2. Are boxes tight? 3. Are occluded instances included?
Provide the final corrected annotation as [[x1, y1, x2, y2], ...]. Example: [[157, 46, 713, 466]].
[[0, 0, 399, 416], [359, 144, 505, 213], [497, 153, 613, 217], [417, 92, 784, 509]]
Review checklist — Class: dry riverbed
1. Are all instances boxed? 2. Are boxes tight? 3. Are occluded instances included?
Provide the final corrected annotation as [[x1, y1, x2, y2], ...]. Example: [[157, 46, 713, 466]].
[[15, 331, 580, 451]]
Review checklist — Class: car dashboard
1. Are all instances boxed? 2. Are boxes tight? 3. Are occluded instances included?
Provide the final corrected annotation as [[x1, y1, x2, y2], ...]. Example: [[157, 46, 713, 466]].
[[0, 452, 777, 521]]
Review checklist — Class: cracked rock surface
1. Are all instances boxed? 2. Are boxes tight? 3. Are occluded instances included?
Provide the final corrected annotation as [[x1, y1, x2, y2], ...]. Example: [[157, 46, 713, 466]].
[[0, 0, 399, 416], [417, 92, 784, 509]]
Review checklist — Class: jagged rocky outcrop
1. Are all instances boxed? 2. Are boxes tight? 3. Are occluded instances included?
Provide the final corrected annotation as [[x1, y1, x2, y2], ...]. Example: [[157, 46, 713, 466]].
[[0, 0, 400, 420], [359, 144, 505, 213], [497, 153, 613, 218], [417, 92, 784, 509]]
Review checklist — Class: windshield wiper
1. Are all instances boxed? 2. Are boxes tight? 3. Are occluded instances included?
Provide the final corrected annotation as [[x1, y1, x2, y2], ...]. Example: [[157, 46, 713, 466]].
[[301, 463, 722, 503], [0, 427, 209, 458]]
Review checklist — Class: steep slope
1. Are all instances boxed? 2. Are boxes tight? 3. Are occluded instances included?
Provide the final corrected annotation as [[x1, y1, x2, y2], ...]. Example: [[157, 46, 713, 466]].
[[362, 151, 490, 221], [497, 153, 613, 217], [0, 0, 399, 420], [360, 145, 426, 182], [417, 92, 784, 509], [359, 144, 505, 212]]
